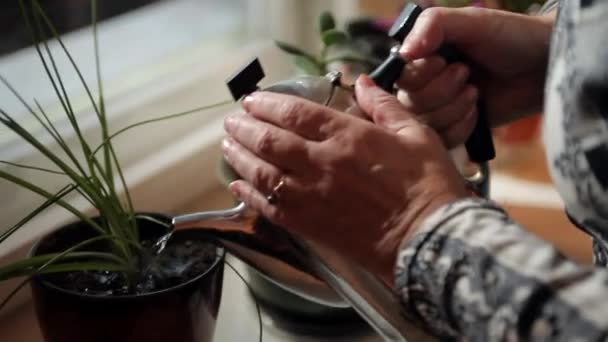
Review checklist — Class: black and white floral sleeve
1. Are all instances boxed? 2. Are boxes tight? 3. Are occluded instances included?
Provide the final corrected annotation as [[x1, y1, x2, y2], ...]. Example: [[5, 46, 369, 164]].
[[395, 198, 608, 341]]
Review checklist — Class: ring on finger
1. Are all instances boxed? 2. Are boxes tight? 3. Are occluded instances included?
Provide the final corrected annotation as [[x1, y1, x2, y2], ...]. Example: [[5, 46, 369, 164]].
[[266, 176, 287, 205]]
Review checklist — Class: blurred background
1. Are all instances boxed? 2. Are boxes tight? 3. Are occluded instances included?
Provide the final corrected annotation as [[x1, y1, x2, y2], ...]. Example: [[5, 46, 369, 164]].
[[0, 1, 589, 341]]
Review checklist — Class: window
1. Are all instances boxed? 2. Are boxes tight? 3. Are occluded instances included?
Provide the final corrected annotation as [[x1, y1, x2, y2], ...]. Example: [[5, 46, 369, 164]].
[[0, 0, 269, 232], [0, 0, 364, 255]]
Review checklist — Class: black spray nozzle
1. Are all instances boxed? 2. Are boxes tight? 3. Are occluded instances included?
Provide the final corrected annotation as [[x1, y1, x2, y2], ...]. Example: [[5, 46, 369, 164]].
[[226, 57, 265, 101], [369, 54, 405, 93], [388, 3, 422, 42], [368, 3, 423, 92], [370, 3, 495, 162]]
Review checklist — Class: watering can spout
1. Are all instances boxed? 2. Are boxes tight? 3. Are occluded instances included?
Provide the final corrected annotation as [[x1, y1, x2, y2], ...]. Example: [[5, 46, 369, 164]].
[[171, 202, 346, 307], [171, 203, 433, 341]]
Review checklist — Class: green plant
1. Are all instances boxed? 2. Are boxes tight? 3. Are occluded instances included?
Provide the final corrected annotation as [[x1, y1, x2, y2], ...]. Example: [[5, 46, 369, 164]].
[[433, 0, 546, 13], [275, 11, 383, 76], [0, 0, 230, 309]]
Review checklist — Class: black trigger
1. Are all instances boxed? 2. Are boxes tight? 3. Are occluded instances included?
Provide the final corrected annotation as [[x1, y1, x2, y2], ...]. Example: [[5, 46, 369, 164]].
[[225, 57, 265, 101]]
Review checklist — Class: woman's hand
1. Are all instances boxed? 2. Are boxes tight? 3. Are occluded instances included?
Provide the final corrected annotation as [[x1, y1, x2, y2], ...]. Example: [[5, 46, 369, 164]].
[[222, 75, 468, 286], [397, 7, 556, 147]]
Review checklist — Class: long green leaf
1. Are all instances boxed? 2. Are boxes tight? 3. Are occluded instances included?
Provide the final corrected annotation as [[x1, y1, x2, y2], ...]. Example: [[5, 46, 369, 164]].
[[0, 75, 88, 178], [0, 234, 131, 311], [0, 105, 120, 247], [21, 1, 98, 189], [0, 160, 65, 175], [28, 1, 125, 226], [27, 0, 134, 260], [275, 40, 320, 62], [33, 99, 90, 176], [0, 168, 106, 235], [90, 0, 113, 187], [133, 214, 170, 228], [91, 100, 232, 156], [0, 109, 107, 209], [0, 252, 127, 281], [31, 0, 120, 196], [0, 184, 75, 245], [30, 2, 106, 196]]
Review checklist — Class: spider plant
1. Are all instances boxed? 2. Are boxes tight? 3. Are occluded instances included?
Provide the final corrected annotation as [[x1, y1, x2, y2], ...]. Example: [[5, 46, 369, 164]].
[[0, 0, 230, 309], [275, 11, 386, 76]]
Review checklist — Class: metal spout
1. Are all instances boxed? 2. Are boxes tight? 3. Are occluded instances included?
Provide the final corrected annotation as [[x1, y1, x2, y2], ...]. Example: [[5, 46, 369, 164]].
[[172, 203, 346, 307], [172, 204, 434, 341]]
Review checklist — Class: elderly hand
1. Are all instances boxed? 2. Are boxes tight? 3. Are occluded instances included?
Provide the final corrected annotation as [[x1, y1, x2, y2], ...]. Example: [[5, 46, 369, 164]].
[[397, 7, 555, 147], [222, 75, 468, 285]]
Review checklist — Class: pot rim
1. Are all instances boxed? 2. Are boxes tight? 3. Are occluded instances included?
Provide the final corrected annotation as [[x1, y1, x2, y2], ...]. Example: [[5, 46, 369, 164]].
[[28, 215, 225, 301]]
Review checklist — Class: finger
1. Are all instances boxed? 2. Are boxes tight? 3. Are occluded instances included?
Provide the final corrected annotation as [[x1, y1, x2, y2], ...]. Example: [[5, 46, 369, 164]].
[[400, 7, 489, 60], [224, 113, 311, 171], [397, 56, 446, 91], [242, 92, 347, 141], [228, 180, 285, 226], [416, 85, 478, 132], [222, 137, 285, 195], [355, 75, 418, 132], [399, 63, 469, 113], [439, 107, 478, 148]]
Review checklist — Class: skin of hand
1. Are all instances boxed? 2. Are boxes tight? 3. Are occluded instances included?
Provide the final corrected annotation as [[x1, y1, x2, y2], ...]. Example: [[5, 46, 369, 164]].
[[396, 7, 556, 147], [222, 75, 469, 286]]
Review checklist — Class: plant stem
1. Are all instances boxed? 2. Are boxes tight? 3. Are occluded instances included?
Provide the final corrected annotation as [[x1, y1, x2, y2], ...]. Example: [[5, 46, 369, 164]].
[[0, 169, 106, 235], [91, 100, 233, 156], [0, 160, 65, 175], [0, 184, 76, 245]]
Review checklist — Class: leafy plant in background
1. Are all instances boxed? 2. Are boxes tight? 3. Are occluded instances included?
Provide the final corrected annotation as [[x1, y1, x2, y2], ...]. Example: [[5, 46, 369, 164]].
[[427, 0, 547, 13], [495, 0, 547, 13], [275, 11, 389, 76], [0, 0, 231, 309]]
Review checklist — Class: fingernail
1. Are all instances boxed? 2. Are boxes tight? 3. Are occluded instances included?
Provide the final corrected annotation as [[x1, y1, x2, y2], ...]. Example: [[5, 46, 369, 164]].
[[357, 74, 376, 88], [228, 181, 242, 199], [222, 137, 233, 150], [242, 94, 255, 110], [224, 115, 237, 132]]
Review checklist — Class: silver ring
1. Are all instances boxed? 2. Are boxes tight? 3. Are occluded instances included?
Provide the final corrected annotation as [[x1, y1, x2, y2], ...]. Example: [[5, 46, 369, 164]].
[[266, 178, 286, 205]]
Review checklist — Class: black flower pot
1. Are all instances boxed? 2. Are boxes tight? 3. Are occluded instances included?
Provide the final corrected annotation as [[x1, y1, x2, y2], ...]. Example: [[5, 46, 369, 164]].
[[29, 214, 225, 342]]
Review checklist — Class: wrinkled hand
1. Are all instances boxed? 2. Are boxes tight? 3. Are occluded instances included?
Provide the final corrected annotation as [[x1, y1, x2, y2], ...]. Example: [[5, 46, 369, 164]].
[[222, 75, 468, 285], [396, 7, 555, 147]]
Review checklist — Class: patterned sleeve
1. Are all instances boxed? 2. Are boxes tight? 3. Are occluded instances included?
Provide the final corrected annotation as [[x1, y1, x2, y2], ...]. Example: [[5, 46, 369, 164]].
[[395, 198, 608, 341]]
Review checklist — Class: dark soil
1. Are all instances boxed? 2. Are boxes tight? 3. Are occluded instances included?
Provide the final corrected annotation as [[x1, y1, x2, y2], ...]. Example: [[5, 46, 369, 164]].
[[42, 237, 218, 296]]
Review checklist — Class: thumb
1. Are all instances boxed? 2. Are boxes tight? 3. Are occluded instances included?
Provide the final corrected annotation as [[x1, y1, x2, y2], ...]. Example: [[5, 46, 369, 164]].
[[355, 74, 417, 132], [400, 7, 488, 61]]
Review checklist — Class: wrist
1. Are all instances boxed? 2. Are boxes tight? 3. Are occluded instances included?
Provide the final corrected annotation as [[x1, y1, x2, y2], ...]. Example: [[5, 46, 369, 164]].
[[402, 190, 469, 245], [376, 182, 469, 288]]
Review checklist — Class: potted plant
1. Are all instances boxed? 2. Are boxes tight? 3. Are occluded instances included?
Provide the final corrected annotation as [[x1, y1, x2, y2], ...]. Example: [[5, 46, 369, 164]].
[[275, 11, 395, 84], [0, 1, 229, 341]]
